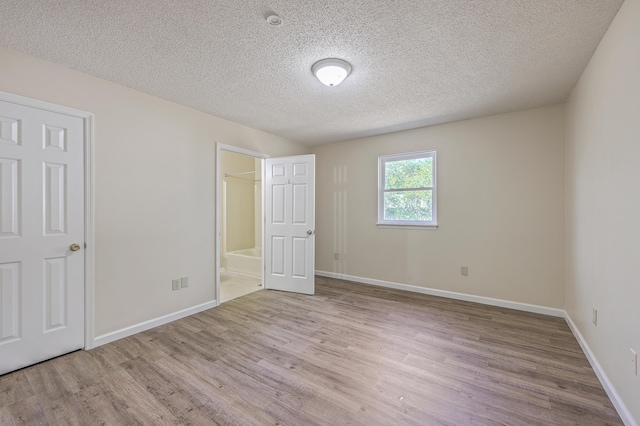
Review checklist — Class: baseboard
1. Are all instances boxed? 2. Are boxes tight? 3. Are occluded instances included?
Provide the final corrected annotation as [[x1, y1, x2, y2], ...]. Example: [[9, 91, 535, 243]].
[[563, 313, 637, 426], [92, 300, 217, 348], [315, 270, 565, 317]]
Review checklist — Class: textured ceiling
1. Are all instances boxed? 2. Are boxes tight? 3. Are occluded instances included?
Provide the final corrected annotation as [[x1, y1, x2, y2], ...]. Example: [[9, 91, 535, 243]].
[[0, 1, 624, 145]]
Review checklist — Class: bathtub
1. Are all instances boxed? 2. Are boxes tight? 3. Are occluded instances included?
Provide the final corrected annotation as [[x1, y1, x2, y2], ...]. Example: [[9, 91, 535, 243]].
[[225, 247, 262, 278]]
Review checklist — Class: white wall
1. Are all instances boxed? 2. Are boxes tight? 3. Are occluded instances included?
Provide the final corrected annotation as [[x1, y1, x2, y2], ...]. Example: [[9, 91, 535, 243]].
[[0, 46, 308, 336], [565, 0, 640, 422], [312, 105, 565, 308]]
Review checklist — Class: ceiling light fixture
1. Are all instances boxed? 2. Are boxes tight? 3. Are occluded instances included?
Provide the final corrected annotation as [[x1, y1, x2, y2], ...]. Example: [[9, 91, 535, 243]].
[[312, 58, 351, 87]]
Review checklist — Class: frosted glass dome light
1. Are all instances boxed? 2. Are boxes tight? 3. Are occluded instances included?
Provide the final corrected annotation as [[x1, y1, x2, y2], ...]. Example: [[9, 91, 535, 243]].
[[312, 58, 351, 87]]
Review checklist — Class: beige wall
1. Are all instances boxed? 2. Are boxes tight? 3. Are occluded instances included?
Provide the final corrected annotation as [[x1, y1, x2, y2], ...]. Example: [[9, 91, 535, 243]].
[[565, 0, 640, 421], [312, 105, 565, 308], [220, 150, 261, 256], [0, 46, 308, 336], [254, 157, 263, 248]]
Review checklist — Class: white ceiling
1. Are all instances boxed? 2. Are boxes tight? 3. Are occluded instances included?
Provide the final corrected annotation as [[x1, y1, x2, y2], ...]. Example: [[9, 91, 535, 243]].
[[0, 1, 624, 145]]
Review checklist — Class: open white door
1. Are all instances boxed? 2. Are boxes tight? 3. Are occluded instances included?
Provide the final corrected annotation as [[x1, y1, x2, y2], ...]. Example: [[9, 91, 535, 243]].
[[0, 99, 85, 374], [264, 155, 315, 295]]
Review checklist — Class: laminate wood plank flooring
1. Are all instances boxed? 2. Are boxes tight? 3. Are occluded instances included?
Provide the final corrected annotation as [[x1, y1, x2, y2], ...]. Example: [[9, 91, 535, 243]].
[[0, 276, 622, 425]]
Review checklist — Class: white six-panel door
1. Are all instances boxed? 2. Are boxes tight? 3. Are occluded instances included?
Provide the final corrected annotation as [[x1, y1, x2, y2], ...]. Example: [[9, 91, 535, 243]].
[[0, 100, 85, 375], [265, 155, 315, 295]]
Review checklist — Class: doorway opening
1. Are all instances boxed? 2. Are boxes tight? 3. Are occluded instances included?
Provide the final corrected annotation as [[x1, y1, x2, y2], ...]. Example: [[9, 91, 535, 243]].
[[216, 144, 316, 304], [217, 145, 265, 304]]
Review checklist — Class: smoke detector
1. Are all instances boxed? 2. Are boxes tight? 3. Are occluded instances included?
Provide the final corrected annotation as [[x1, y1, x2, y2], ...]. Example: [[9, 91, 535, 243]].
[[266, 14, 282, 26]]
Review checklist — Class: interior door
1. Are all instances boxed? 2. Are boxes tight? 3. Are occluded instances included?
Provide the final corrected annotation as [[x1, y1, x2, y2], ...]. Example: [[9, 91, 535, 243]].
[[264, 155, 315, 294], [0, 99, 85, 375]]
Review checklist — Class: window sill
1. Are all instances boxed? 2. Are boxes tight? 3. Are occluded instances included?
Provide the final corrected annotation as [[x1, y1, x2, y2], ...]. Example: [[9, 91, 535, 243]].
[[376, 223, 438, 230]]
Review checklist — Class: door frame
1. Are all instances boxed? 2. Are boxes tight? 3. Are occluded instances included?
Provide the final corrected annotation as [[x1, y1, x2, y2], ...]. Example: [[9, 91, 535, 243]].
[[215, 143, 268, 306], [0, 90, 96, 350]]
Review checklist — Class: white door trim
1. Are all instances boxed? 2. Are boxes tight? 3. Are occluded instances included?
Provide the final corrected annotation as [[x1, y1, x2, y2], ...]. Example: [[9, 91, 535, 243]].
[[215, 143, 268, 306], [0, 90, 96, 350]]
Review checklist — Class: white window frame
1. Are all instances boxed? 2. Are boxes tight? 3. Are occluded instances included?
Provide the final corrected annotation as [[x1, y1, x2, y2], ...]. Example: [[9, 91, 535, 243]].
[[377, 150, 437, 228]]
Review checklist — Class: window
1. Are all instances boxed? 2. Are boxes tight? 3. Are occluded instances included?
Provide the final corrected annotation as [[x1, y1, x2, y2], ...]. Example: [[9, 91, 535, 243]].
[[378, 151, 437, 227]]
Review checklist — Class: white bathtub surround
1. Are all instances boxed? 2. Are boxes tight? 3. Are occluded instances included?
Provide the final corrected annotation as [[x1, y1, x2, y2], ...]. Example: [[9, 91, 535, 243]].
[[225, 247, 262, 278]]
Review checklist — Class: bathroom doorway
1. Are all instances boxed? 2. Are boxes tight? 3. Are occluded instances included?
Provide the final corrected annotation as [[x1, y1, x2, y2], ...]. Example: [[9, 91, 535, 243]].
[[217, 145, 264, 303]]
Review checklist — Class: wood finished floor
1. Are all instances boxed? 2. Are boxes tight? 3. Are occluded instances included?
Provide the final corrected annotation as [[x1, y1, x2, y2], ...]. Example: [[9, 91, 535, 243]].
[[0, 277, 622, 425]]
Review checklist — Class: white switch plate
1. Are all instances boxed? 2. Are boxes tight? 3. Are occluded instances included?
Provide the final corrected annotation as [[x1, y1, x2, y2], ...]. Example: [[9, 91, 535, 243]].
[[631, 349, 638, 376], [592, 308, 597, 326], [181, 276, 189, 288], [460, 266, 468, 276], [172, 279, 180, 291]]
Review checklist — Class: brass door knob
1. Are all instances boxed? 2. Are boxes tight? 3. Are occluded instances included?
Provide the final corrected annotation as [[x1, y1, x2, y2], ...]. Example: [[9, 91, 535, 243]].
[[70, 243, 81, 252]]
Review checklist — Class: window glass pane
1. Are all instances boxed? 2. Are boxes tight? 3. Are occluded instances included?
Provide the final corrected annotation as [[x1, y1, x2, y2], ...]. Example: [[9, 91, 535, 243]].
[[384, 157, 433, 189], [384, 190, 432, 221]]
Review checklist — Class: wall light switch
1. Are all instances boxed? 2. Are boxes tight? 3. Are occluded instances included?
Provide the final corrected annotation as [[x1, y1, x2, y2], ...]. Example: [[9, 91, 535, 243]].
[[460, 266, 468, 276], [172, 279, 180, 291], [181, 276, 189, 288], [592, 308, 598, 326], [631, 349, 638, 376]]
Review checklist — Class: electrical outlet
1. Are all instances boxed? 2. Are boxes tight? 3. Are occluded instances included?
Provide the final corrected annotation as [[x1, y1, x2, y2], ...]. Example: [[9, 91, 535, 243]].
[[334, 253, 339, 260], [460, 266, 468, 276], [172, 279, 180, 291], [181, 276, 189, 288], [592, 308, 598, 326], [631, 349, 638, 376]]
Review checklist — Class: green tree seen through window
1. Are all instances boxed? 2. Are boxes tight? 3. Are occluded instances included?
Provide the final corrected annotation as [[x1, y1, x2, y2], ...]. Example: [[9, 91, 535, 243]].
[[383, 156, 434, 222]]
